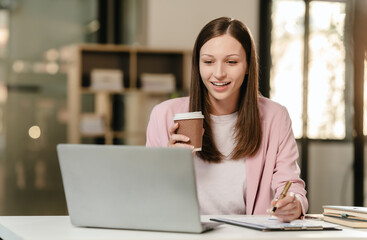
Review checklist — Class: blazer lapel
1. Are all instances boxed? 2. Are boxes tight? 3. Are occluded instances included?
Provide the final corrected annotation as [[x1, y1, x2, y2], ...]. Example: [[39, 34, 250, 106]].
[[246, 122, 267, 214]]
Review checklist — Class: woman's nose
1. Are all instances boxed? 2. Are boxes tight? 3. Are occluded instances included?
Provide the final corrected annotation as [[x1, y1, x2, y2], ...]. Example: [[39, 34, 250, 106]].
[[214, 63, 226, 79]]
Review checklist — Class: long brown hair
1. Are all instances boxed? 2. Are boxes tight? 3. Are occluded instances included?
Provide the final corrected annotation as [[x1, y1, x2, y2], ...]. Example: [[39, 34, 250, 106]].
[[189, 17, 262, 162]]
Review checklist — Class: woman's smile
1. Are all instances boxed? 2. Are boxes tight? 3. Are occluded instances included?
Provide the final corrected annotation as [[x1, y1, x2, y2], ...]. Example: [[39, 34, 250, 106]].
[[211, 81, 231, 91]]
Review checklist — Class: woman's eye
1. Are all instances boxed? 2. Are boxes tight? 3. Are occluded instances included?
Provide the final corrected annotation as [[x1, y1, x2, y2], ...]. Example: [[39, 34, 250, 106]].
[[203, 60, 213, 64], [228, 60, 238, 64]]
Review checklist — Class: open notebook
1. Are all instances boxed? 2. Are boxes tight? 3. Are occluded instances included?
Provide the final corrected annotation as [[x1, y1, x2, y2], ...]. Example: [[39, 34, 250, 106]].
[[57, 144, 220, 233], [211, 216, 341, 231]]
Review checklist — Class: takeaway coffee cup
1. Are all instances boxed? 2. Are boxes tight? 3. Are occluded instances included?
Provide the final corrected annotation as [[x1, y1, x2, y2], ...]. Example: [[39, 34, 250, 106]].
[[173, 111, 204, 151]]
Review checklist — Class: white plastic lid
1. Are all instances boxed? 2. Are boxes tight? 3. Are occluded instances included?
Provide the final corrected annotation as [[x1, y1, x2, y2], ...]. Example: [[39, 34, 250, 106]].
[[173, 111, 204, 120]]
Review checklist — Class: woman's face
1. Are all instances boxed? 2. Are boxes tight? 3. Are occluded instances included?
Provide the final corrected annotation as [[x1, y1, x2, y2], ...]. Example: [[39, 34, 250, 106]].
[[199, 34, 248, 110]]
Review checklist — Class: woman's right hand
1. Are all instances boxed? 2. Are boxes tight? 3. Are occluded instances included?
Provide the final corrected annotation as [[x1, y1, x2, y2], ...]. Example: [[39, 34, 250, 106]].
[[168, 122, 194, 150]]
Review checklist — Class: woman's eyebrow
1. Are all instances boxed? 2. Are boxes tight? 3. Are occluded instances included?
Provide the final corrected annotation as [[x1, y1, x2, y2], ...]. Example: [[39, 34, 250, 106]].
[[200, 54, 214, 57], [225, 54, 241, 57], [200, 53, 241, 57]]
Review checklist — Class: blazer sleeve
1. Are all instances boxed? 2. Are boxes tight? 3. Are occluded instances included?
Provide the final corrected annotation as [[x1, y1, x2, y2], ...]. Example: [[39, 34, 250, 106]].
[[145, 104, 170, 147], [271, 106, 309, 215], [146, 97, 190, 147]]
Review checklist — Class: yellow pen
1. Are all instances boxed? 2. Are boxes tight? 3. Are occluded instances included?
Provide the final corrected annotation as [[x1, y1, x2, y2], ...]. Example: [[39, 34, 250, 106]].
[[272, 181, 292, 213]]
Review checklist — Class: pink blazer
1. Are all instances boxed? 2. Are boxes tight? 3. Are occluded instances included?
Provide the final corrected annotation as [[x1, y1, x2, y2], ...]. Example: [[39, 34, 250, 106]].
[[146, 96, 308, 215]]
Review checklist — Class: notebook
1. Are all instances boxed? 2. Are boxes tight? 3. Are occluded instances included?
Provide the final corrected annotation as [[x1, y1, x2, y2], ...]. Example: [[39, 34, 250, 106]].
[[57, 144, 219, 233], [323, 205, 367, 228], [210, 216, 341, 231]]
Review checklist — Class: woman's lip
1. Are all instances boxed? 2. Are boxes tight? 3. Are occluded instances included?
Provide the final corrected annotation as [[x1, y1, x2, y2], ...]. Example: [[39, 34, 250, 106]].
[[210, 81, 231, 91], [211, 81, 230, 86]]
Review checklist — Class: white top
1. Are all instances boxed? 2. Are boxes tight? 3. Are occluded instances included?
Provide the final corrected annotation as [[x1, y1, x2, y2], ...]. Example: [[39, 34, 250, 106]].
[[194, 112, 247, 215]]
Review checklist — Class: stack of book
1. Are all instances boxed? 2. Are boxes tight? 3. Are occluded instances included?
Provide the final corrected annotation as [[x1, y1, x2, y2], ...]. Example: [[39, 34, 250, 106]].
[[140, 73, 175, 93], [79, 114, 105, 135], [90, 69, 124, 90], [323, 205, 367, 228]]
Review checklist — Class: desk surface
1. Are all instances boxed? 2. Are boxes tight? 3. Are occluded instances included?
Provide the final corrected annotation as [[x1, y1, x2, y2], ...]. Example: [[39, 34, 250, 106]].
[[1, 215, 367, 240]]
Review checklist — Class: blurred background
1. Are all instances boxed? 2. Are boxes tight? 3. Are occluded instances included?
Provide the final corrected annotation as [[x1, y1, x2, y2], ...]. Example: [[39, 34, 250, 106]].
[[0, 0, 366, 215]]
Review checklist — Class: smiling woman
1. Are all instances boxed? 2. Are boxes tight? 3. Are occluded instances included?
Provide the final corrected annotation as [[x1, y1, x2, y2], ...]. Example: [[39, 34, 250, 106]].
[[146, 17, 308, 222]]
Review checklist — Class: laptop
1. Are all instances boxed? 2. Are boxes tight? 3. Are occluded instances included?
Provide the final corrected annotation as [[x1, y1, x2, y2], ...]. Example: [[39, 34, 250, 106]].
[[57, 144, 220, 233]]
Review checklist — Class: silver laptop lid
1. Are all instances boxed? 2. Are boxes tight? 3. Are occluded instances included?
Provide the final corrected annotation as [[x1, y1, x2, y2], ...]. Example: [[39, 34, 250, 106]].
[[57, 144, 205, 233]]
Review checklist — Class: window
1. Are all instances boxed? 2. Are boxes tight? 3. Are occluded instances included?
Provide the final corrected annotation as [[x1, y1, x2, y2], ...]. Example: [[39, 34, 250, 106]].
[[364, 57, 367, 135], [270, 0, 350, 139]]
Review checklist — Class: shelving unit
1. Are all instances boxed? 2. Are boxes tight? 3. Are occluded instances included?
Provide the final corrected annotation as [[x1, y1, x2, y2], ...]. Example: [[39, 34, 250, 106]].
[[65, 44, 191, 145]]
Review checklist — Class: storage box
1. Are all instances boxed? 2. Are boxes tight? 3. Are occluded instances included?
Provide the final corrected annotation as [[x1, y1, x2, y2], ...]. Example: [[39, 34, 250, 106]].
[[140, 73, 175, 93], [79, 114, 105, 135], [90, 69, 123, 90]]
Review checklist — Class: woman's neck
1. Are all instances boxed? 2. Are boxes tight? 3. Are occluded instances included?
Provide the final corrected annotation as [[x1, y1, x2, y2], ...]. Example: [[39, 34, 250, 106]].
[[209, 97, 238, 116]]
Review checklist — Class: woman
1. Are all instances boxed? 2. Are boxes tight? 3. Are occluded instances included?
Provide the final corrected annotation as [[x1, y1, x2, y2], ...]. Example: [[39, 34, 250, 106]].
[[146, 17, 308, 222]]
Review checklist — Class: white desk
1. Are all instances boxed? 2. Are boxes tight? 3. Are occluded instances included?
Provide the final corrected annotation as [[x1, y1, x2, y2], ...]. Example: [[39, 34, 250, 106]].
[[0, 215, 367, 240]]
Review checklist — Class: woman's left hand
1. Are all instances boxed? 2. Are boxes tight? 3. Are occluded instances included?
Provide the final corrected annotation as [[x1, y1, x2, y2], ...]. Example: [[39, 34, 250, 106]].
[[271, 192, 302, 222]]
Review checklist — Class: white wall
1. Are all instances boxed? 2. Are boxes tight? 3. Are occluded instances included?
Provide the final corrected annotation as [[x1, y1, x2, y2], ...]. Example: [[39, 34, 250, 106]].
[[308, 142, 354, 213], [145, 0, 259, 49]]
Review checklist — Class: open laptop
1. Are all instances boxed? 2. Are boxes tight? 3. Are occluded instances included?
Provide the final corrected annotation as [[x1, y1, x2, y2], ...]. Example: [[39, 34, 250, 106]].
[[57, 144, 219, 233]]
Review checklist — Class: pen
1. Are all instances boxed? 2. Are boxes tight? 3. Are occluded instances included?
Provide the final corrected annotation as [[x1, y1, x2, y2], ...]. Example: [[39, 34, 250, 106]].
[[272, 181, 292, 213]]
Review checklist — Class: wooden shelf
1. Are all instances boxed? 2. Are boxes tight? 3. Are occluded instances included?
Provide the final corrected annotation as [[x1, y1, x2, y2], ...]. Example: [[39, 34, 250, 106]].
[[66, 44, 191, 145], [80, 88, 176, 97]]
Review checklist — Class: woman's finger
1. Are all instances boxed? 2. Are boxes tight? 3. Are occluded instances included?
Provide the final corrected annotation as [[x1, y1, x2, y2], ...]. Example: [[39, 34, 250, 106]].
[[169, 122, 179, 135], [168, 122, 194, 149], [273, 193, 302, 222], [170, 143, 195, 149], [169, 134, 190, 145], [274, 192, 296, 209]]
